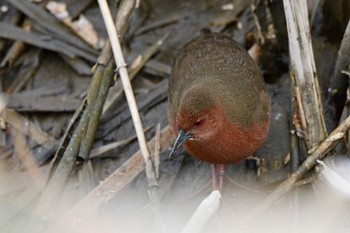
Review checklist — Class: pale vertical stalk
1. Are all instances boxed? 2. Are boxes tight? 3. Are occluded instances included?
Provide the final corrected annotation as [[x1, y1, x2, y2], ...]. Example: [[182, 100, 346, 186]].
[[97, 0, 156, 185], [98, 1, 164, 231], [283, 0, 327, 151]]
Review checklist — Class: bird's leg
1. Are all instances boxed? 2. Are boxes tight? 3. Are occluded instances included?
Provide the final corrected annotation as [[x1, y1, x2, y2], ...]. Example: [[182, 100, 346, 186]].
[[212, 164, 219, 190], [212, 164, 225, 191], [218, 164, 225, 191]]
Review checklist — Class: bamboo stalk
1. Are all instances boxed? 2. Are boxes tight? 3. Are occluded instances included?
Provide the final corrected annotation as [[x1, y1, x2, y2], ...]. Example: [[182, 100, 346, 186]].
[[78, 62, 114, 160], [31, 1, 137, 231]]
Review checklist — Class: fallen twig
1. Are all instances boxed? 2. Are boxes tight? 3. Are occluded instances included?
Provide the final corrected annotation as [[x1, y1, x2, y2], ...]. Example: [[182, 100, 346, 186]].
[[0, 23, 97, 62], [0, 6, 22, 57], [144, 59, 171, 76], [7, 93, 80, 112], [0, 19, 31, 68], [134, 14, 181, 36], [7, 0, 96, 54], [0, 109, 56, 147], [89, 125, 153, 159], [59, 54, 92, 75], [46, 1, 103, 50]]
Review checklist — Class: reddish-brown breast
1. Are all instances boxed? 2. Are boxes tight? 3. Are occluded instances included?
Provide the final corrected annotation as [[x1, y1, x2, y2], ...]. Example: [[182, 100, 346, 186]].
[[183, 106, 270, 164]]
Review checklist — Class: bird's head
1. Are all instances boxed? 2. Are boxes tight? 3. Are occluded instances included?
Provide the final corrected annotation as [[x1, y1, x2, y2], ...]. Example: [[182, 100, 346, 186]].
[[168, 84, 225, 159]]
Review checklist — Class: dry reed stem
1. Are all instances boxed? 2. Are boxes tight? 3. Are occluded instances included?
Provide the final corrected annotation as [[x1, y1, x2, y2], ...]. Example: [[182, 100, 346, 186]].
[[98, 0, 163, 230], [283, 0, 327, 151]]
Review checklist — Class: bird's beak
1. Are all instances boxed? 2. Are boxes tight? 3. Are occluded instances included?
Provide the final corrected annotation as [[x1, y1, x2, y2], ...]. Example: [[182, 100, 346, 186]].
[[168, 129, 192, 160]]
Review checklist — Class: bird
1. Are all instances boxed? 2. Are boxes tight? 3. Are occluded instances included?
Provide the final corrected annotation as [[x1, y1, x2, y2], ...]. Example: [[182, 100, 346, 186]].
[[167, 29, 270, 190]]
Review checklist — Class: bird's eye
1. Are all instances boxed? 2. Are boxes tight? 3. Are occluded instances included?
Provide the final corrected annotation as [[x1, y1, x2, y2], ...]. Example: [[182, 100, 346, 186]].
[[193, 119, 204, 127]]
